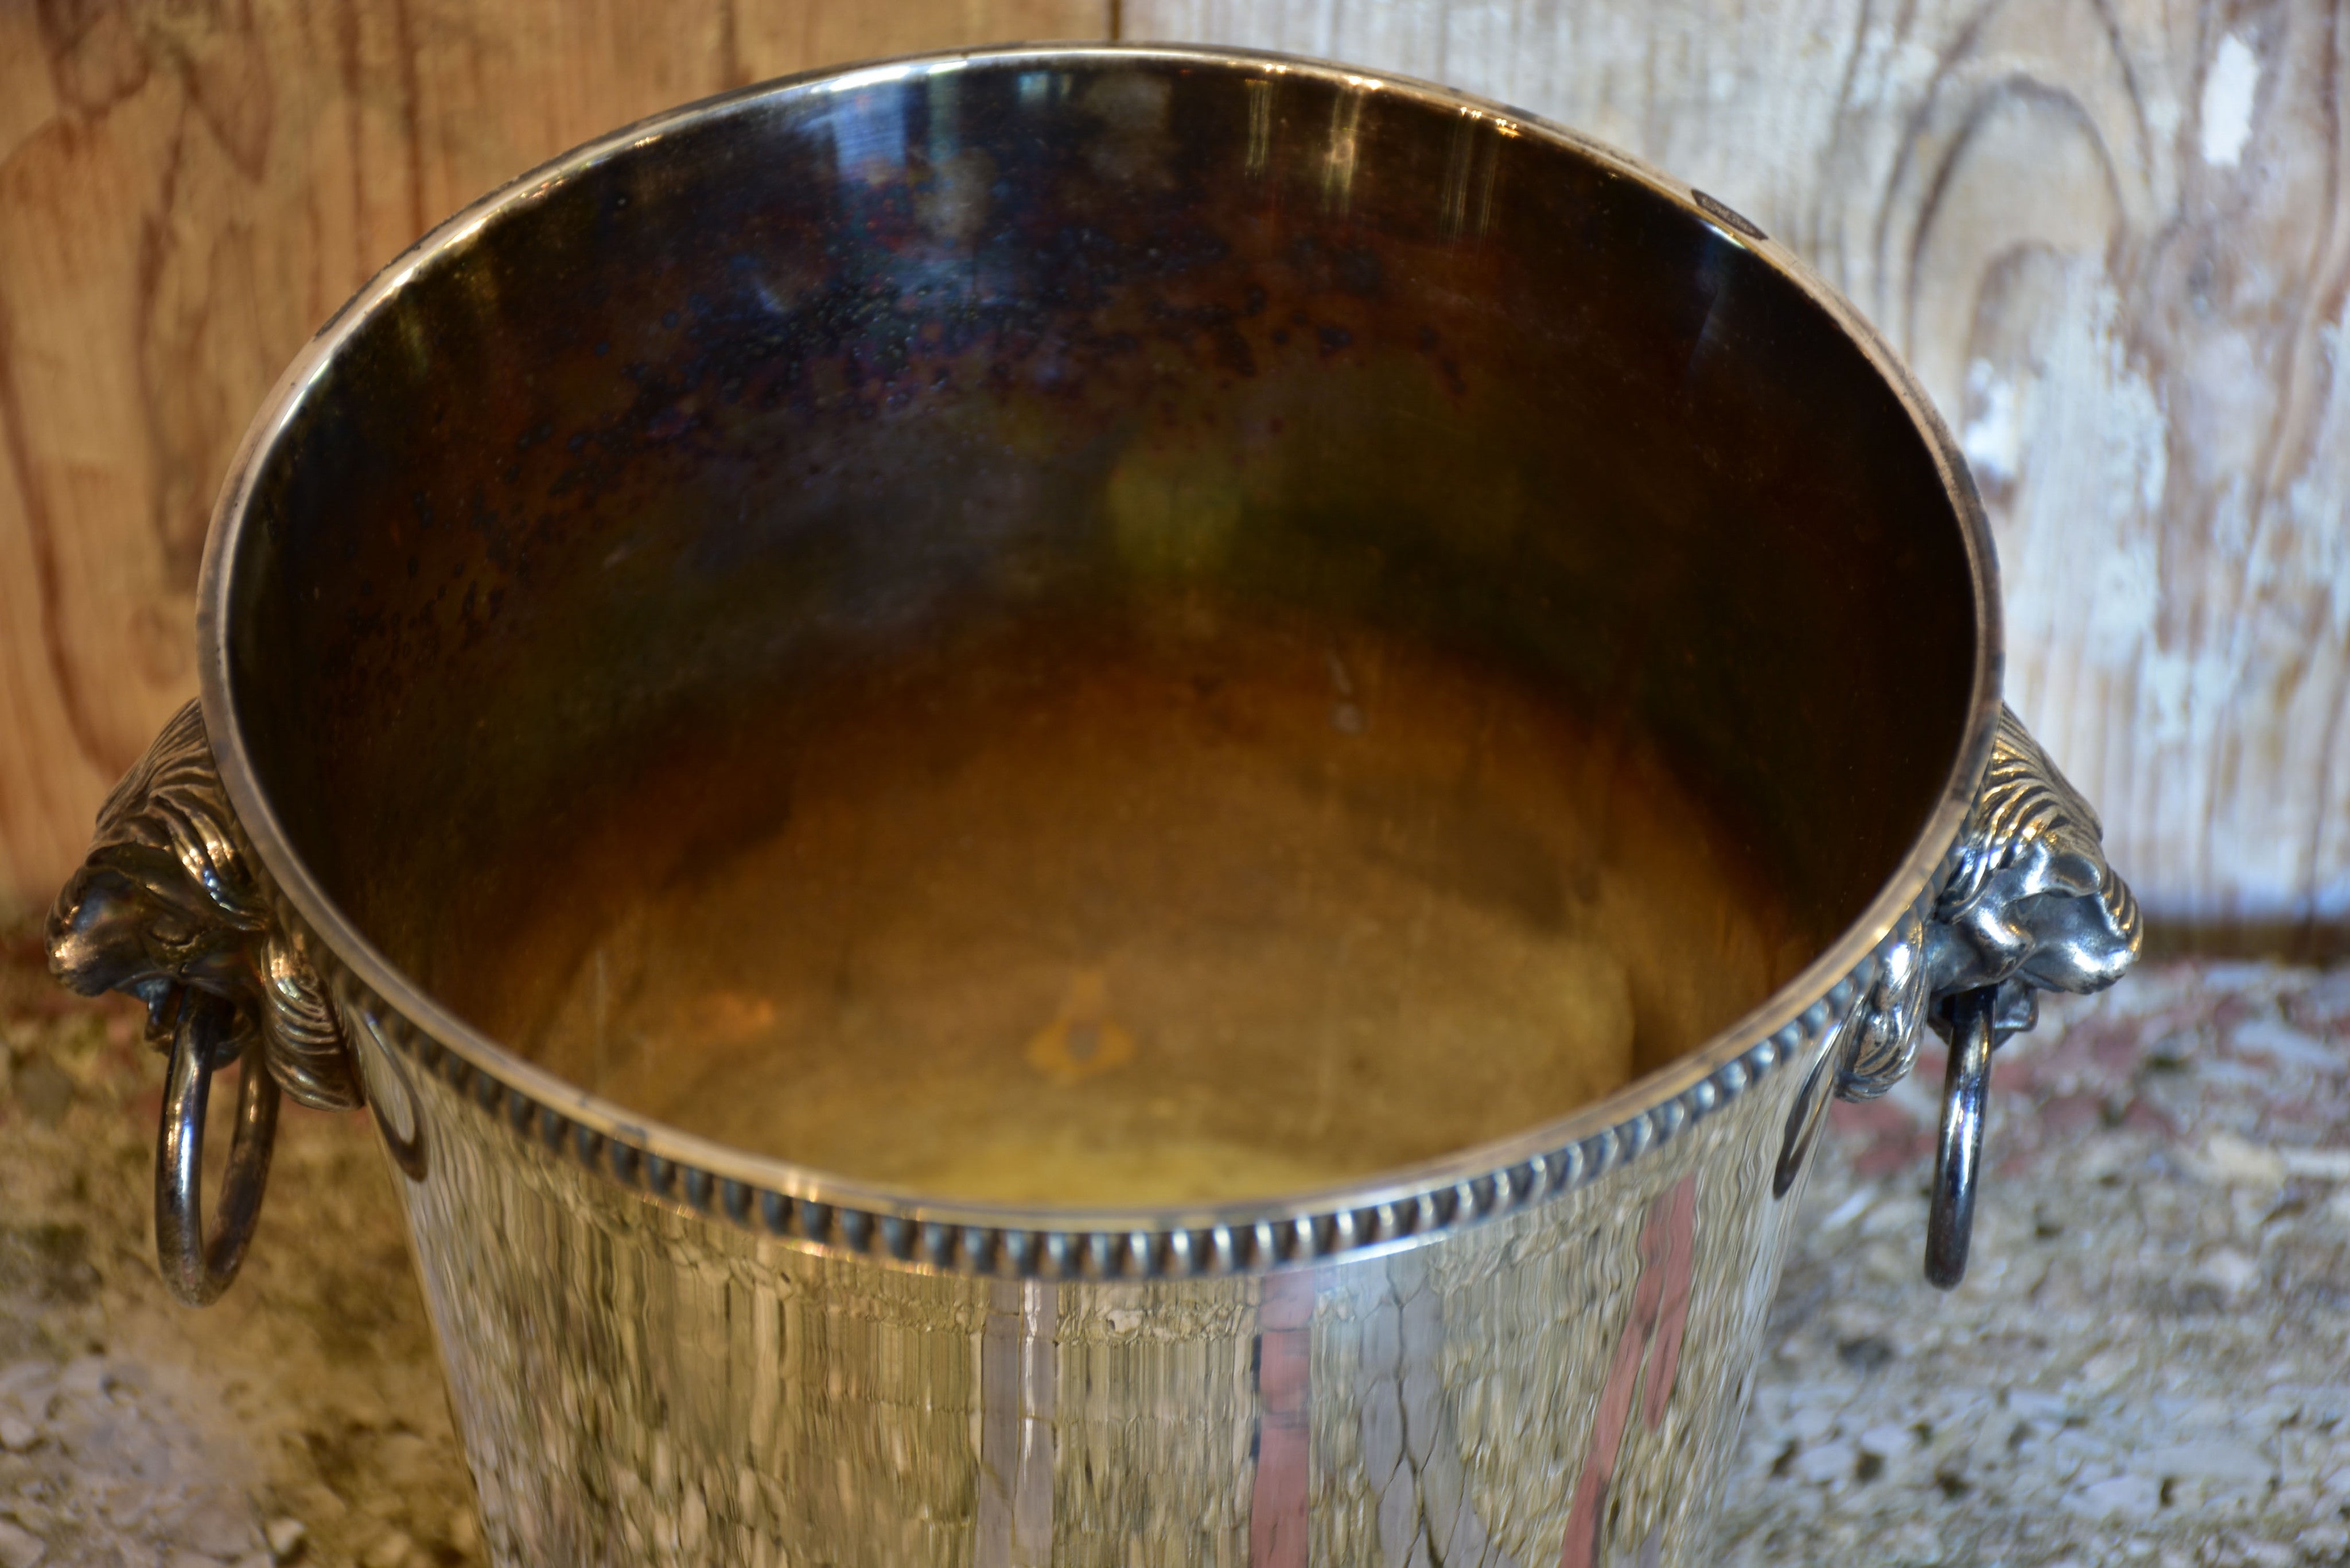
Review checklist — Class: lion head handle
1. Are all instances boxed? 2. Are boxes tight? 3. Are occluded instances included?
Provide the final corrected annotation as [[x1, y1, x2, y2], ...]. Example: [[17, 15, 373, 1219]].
[[46, 701, 361, 1111], [1816, 706, 2141, 1287], [1835, 705, 2142, 1101], [1924, 706, 2141, 1013]]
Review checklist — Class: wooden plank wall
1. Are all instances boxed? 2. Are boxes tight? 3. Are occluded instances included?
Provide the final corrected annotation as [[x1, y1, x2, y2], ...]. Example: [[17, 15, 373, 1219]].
[[5, 0, 2344, 948]]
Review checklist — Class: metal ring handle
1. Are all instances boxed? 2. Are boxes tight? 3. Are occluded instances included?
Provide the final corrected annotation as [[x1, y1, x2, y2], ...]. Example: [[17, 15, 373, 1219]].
[[156, 991, 282, 1306], [1924, 986, 1996, 1289], [48, 699, 357, 1308], [1833, 708, 2142, 1284]]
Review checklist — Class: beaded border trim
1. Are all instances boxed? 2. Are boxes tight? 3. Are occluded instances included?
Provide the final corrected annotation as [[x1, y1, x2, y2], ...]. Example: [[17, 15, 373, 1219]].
[[306, 883, 1930, 1279]]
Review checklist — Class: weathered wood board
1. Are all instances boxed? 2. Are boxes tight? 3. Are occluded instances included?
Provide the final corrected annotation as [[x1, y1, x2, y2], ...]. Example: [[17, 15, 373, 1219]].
[[1127, 0, 2350, 946], [6, 0, 2345, 948]]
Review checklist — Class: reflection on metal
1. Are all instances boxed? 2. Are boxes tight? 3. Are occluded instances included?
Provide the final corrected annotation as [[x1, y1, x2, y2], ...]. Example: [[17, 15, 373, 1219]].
[[1837, 706, 2143, 1285], [53, 43, 2144, 1564], [976, 1281, 1056, 1568], [1832, 905, 1930, 1102], [1927, 988, 1998, 1289], [1689, 189, 1767, 244], [155, 992, 279, 1306], [1322, 80, 1367, 214], [1438, 108, 1505, 242], [45, 699, 358, 1305], [350, 1002, 430, 1181], [1928, 706, 2142, 1005], [1244, 76, 1273, 178], [364, 1017, 1802, 1565], [1770, 1040, 1838, 1200], [1561, 1175, 1696, 1568], [1250, 1272, 1314, 1567]]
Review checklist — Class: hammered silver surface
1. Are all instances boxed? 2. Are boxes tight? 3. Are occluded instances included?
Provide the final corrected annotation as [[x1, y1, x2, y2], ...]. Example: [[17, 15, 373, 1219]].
[[349, 994, 1816, 1566], [11, 951, 2349, 1567]]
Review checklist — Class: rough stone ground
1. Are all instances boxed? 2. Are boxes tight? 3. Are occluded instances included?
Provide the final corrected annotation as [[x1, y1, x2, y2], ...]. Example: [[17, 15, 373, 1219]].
[[1, 917, 2345, 1566], [0, 924, 476, 1568], [1717, 961, 2350, 1567]]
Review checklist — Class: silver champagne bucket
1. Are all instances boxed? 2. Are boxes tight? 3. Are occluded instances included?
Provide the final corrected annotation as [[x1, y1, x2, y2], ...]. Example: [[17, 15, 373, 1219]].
[[46, 45, 2139, 1565]]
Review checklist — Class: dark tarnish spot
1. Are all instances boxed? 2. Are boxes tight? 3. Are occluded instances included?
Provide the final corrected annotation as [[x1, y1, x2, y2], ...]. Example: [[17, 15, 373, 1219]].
[[1212, 326, 1255, 378], [1336, 245, 1383, 297], [1316, 324, 1353, 355]]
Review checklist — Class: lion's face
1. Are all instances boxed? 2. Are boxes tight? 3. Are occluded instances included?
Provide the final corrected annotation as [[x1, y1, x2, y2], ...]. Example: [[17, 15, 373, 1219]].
[[1922, 707, 2143, 1004], [48, 853, 252, 1042], [2007, 851, 2139, 994], [1845, 708, 2142, 1087], [48, 699, 359, 1108], [1926, 826, 2140, 1001]]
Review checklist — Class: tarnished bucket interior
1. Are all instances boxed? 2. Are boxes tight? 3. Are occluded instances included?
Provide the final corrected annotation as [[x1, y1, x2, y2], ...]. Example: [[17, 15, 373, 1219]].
[[216, 53, 1979, 1203]]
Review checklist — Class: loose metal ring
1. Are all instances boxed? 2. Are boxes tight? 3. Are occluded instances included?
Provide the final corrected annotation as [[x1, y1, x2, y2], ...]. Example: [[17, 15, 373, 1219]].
[[156, 991, 281, 1306], [1925, 986, 1998, 1289]]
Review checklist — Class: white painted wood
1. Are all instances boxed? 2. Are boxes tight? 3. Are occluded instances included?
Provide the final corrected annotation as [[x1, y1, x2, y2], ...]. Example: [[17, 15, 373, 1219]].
[[1127, 0, 2350, 940]]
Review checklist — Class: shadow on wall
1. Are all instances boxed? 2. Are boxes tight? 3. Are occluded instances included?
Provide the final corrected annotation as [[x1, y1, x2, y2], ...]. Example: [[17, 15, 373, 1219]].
[[2145, 920, 2350, 964]]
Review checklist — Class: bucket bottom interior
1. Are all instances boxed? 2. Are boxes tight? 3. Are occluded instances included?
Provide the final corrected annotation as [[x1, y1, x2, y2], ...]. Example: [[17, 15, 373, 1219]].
[[483, 604, 1808, 1204]]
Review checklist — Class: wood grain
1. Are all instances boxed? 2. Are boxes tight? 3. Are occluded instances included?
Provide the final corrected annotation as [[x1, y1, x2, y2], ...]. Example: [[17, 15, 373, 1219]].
[[1127, 0, 2350, 943], [7, 1, 2344, 944], [0, 0, 1106, 915]]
